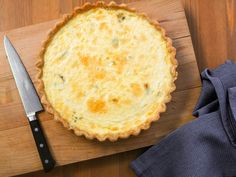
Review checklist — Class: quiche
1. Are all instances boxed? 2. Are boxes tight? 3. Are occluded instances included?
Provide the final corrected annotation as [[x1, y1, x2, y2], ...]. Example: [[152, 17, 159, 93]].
[[36, 1, 177, 141]]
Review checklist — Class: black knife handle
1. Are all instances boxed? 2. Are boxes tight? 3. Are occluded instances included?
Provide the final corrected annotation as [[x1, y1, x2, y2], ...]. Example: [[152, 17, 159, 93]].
[[29, 114, 55, 172]]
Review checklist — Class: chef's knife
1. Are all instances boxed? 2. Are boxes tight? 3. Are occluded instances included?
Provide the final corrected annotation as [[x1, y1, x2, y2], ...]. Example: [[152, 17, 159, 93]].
[[3, 35, 55, 172]]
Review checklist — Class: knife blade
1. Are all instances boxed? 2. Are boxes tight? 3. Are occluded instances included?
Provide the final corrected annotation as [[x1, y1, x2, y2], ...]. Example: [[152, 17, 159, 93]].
[[3, 36, 43, 117], [3, 35, 55, 172]]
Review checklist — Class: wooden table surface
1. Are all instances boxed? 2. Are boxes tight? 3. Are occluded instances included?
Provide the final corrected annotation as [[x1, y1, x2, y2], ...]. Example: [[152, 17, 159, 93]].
[[0, 0, 235, 177]]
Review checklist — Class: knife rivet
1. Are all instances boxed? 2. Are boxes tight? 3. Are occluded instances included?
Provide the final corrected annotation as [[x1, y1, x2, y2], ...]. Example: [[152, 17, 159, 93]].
[[45, 159, 49, 164], [34, 128, 39, 132], [39, 143, 44, 148]]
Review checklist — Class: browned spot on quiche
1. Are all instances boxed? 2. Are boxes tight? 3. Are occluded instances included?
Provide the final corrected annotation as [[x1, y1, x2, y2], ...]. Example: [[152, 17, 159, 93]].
[[75, 91, 85, 100], [140, 33, 147, 41], [110, 127, 118, 131], [111, 98, 119, 103], [113, 55, 127, 74], [96, 14, 105, 20], [131, 83, 143, 96], [94, 70, 106, 79], [99, 22, 108, 30], [80, 56, 89, 66], [87, 98, 107, 113]]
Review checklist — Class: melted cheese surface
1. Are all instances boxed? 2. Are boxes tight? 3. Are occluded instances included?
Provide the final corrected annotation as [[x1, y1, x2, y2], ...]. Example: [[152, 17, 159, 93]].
[[43, 8, 174, 136]]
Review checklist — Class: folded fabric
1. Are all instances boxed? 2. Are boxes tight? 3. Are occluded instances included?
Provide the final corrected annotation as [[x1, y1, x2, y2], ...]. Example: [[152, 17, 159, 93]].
[[131, 60, 236, 177]]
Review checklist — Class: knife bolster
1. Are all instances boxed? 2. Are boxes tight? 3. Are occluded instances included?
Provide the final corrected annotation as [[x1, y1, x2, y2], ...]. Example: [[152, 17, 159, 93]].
[[28, 113, 37, 121]]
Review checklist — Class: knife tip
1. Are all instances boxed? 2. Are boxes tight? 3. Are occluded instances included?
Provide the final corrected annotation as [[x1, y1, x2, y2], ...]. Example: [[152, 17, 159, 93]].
[[3, 35, 8, 43], [3, 35, 12, 50]]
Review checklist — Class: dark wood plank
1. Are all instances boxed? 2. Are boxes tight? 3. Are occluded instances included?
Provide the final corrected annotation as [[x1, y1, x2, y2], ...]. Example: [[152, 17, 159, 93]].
[[183, 0, 236, 71]]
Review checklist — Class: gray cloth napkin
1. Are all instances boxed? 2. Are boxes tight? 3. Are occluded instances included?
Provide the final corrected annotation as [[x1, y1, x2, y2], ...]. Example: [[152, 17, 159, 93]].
[[130, 60, 236, 177]]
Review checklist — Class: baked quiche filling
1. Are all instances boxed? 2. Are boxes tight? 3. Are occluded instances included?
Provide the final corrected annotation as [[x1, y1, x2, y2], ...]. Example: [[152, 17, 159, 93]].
[[39, 3, 177, 141]]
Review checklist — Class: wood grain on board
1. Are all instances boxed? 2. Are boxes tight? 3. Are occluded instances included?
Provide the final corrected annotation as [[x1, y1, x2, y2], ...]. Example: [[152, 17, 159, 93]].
[[0, 0, 206, 176]]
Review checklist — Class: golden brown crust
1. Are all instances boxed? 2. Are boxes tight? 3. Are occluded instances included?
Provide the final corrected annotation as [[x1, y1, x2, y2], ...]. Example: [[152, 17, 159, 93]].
[[36, 1, 178, 142]]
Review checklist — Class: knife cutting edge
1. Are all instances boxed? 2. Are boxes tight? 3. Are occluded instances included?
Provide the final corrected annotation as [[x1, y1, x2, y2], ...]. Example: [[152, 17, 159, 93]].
[[3, 35, 55, 172]]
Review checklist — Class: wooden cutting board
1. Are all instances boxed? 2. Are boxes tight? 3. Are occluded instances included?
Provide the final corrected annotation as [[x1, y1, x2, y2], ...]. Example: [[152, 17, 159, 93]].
[[0, 0, 201, 176]]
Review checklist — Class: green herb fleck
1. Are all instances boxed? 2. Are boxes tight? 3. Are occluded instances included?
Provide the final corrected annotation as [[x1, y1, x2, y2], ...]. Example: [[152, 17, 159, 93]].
[[117, 13, 126, 22], [111, 38, 119, 48], [72, 114, 83, 123], [58, 74, 65, 82]]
